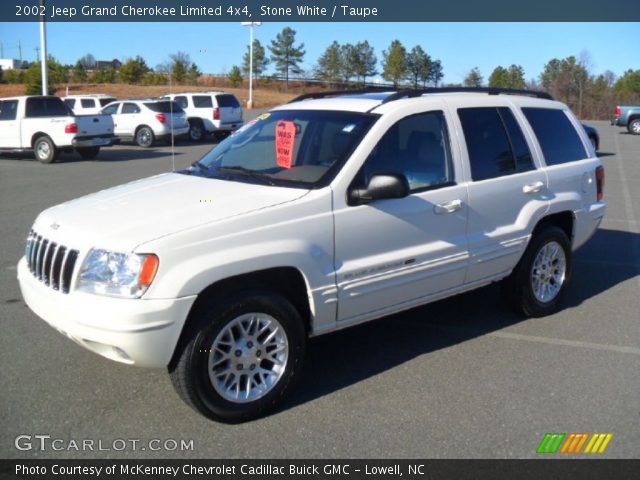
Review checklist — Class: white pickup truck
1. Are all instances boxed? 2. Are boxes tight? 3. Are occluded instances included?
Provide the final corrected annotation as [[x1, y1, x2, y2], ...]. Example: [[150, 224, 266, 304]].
[[0, 95, 116, 163]]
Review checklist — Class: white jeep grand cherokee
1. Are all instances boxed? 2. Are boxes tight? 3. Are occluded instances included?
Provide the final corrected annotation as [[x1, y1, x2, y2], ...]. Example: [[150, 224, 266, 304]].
[[17, 88, 606, 422]]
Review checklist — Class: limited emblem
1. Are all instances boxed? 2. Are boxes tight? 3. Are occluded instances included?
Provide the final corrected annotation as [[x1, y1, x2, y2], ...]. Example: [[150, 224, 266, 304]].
[[50, 222, 60, 230]]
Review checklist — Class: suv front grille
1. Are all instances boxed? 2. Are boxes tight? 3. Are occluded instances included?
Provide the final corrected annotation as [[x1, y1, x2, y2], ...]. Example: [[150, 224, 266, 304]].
[[25, 230, 79, 294]]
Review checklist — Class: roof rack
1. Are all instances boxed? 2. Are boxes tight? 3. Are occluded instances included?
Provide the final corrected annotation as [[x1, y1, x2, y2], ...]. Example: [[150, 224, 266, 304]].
[[380, 87, 553, 104], [287, 86, 395, 104]]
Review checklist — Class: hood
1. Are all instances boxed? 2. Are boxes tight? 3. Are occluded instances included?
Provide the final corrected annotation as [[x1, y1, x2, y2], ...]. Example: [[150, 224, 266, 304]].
[[34, 173, 309, 252]]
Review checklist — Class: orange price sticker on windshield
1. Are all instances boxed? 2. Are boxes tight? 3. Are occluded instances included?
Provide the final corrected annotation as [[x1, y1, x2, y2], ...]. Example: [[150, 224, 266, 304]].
[[275, 120, 296, 169]]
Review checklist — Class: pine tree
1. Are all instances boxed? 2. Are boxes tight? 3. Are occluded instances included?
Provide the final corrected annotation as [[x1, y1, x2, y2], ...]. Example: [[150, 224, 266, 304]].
[[382, 40, 407, 87], [242, 39, 269, 79], [269, 27, 305, 89]]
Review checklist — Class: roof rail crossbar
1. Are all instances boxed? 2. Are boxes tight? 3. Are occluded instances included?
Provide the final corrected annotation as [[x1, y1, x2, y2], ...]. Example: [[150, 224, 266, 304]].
[[380, 87, 553, 104], [287, 86, 395, 104]]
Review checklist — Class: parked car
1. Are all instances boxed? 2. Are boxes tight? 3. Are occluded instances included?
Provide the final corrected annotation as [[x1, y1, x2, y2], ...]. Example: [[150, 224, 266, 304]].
[[582, 123, 599, 151], [161, 92, 243, 141], [101, 99, 189, 147], [63, 94, 117, 115], [18, 87, 606, 422], [0, 95, 116, 163], [613, 105, 640, 134]]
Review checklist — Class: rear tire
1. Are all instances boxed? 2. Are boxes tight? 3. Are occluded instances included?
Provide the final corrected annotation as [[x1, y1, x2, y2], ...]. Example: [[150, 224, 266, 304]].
[[501, 225, 572, 317], [169, 291, 306, 423], [135, 126, 155, 147], [33, 136, 57, 164], [76, 146, 100, 160], [628, 119, 640, 135], [188, 119, 205, 142]]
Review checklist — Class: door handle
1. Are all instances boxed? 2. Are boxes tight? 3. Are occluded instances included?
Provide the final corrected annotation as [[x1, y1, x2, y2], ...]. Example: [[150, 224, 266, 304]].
[[523, 181, 544, 194], [434, 199, 462, 215]]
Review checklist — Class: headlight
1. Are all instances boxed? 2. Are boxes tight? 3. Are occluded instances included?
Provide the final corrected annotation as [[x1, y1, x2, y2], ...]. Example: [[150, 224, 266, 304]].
[[77, 249, 159, 298]]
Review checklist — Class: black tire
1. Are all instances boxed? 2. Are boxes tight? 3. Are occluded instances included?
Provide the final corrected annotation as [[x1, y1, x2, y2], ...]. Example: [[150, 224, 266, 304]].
[[135, 126, 155, 147], [628, 118, 640, 135], [169, 291, 306, 423], [76, 146, 100, 160], [188, 119, 205, 142], [501, 225, 572, 318], [33, 136, 57, 164]]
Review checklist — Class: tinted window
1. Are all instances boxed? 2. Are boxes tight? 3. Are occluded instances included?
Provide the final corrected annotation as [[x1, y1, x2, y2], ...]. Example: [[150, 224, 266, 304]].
[[81, 99, 96, 108], [144, 101, 184, 113], [522, 108, 587, 165], [498, 107, 534, 172], [102, 104, 119, 115], [193, 95, 213, 108], [99, 98, 116, 107], [122, 103, 140, 114], [358, 111, 454, 192], [0, 100, 19, 120], [459, 107, 527, 181], [25, 97, 71, 117], [216, 94, 240, 108], [64, 99, 76, 109], [174, 96, 188, 109]]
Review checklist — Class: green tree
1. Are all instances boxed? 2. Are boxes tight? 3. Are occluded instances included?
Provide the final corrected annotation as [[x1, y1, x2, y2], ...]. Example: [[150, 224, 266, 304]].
[[0, 66, 3, 84], [25, 63, 54, 95], [382, 39, 407, 87], [269, 27, 305, 88], [119, 56, 149, 84], [92, 67, 116, 83], [72, 60, 87, 82], [539, 55, 589, 114], [406, 45, 431, 88], [4, 69, 25, 84], [354, 41, 377, 85], [242, 39, 270, 79], [187, 63, 201, 84], [614, 69, 640, 102], [316, 41, 343, 86], [489, 64, 525, 89], [506, 64, 526, 89], [228, 65, 243, 87], [340, 43, 358, 84], [166, 52, 198, 84], [429, 59, 444, 86], [463, 67, 483, 87]]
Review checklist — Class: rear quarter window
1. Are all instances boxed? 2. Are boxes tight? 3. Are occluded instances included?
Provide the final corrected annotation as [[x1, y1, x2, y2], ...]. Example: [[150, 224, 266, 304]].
[[215, 95, 240, 108], [522, 108, 587, 165], [81, 99, 96, 108], [193, 96, 213, 108], [144, 101, 184, 113]]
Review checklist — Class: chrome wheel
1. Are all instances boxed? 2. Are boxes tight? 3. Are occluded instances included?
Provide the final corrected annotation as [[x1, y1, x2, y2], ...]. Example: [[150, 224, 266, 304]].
[[136, 127, 153, 147], [36, 141, 50, 160], [631, 120, 640, 135], [531, 241, 566, 303], [208, 313, 289, 403]]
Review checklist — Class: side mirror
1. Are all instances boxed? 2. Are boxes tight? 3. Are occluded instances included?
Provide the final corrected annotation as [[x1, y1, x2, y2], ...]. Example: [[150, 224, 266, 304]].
[[349, 172, 410, 205]]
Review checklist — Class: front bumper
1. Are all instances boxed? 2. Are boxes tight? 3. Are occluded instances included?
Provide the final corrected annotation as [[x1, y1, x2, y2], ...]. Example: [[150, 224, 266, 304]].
[[17, 257, 196, 368]]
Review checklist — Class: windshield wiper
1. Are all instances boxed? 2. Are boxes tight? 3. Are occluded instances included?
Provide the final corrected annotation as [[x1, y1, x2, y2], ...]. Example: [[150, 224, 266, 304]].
[[218, 165, 276, 186]]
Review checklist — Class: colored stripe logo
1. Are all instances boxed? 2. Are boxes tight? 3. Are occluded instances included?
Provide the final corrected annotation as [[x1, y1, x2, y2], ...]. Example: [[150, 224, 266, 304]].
[[537, 433, 612, 454]]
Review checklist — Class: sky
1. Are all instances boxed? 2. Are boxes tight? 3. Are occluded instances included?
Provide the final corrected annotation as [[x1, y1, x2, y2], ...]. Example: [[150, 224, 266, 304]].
[[0, 22, 637, 84]]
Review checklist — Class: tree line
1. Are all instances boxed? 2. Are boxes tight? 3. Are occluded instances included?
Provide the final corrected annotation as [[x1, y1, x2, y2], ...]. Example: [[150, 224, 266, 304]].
[[1, 27, 638, 119]]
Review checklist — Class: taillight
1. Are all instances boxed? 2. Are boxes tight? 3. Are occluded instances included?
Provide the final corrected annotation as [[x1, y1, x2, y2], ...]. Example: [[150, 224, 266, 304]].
[[596, 166, 604, 201], [65, 123, 78, 134], [615, 106, 621, 118], [155, 113, 166, 124], [213, 107, 220, 120]]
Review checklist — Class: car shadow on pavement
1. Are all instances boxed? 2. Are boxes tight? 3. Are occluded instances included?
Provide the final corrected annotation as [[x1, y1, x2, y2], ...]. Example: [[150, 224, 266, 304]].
[[284, 227, 639, 412]]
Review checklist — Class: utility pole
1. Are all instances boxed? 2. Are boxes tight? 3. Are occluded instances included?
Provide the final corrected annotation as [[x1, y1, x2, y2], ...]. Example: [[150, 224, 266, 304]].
[[1, 43, 4, 58], [241, 22, 261, 109], [39, 0, 48, 95], [35, 46, 40, 62], [18, 41, 23, 63]]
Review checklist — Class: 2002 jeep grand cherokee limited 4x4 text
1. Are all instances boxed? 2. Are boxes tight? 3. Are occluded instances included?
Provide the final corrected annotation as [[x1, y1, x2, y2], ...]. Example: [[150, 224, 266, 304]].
[[18, 87, 606, 422]]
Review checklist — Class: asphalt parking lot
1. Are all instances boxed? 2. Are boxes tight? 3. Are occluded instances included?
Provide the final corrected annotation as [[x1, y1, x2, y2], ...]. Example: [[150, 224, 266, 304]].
[[1, 118, 638, 459]]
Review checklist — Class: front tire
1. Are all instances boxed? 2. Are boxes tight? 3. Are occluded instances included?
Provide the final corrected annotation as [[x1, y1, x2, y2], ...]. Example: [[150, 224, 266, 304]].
[[628, 119, 640, 135], [135, 126, 155, 147], [501, 225, 572, 317], [33, 136, 57, 163], [76, 146, 100, 160], [169, 291, 306, 423], [188, 119, 205, 142]]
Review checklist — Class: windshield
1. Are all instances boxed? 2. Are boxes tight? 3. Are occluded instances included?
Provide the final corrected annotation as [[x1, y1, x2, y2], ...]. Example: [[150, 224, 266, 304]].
[[180, 110, 377, 188]]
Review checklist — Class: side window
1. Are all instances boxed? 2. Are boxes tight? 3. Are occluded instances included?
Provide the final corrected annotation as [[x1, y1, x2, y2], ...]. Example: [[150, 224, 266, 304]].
[[193, 96, 213, 108], [175, 96, 189, 109], [458, 107, 534, 181], [0, 100, 18, 120], [522, 108, 587, 166], [81, 99, 96, 108], [64, 99, 76, 109], [102, 104, 118, 115], [358, 111, 454, 192], [122, 103, 140, 114], [25, 98, 46, 117]]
